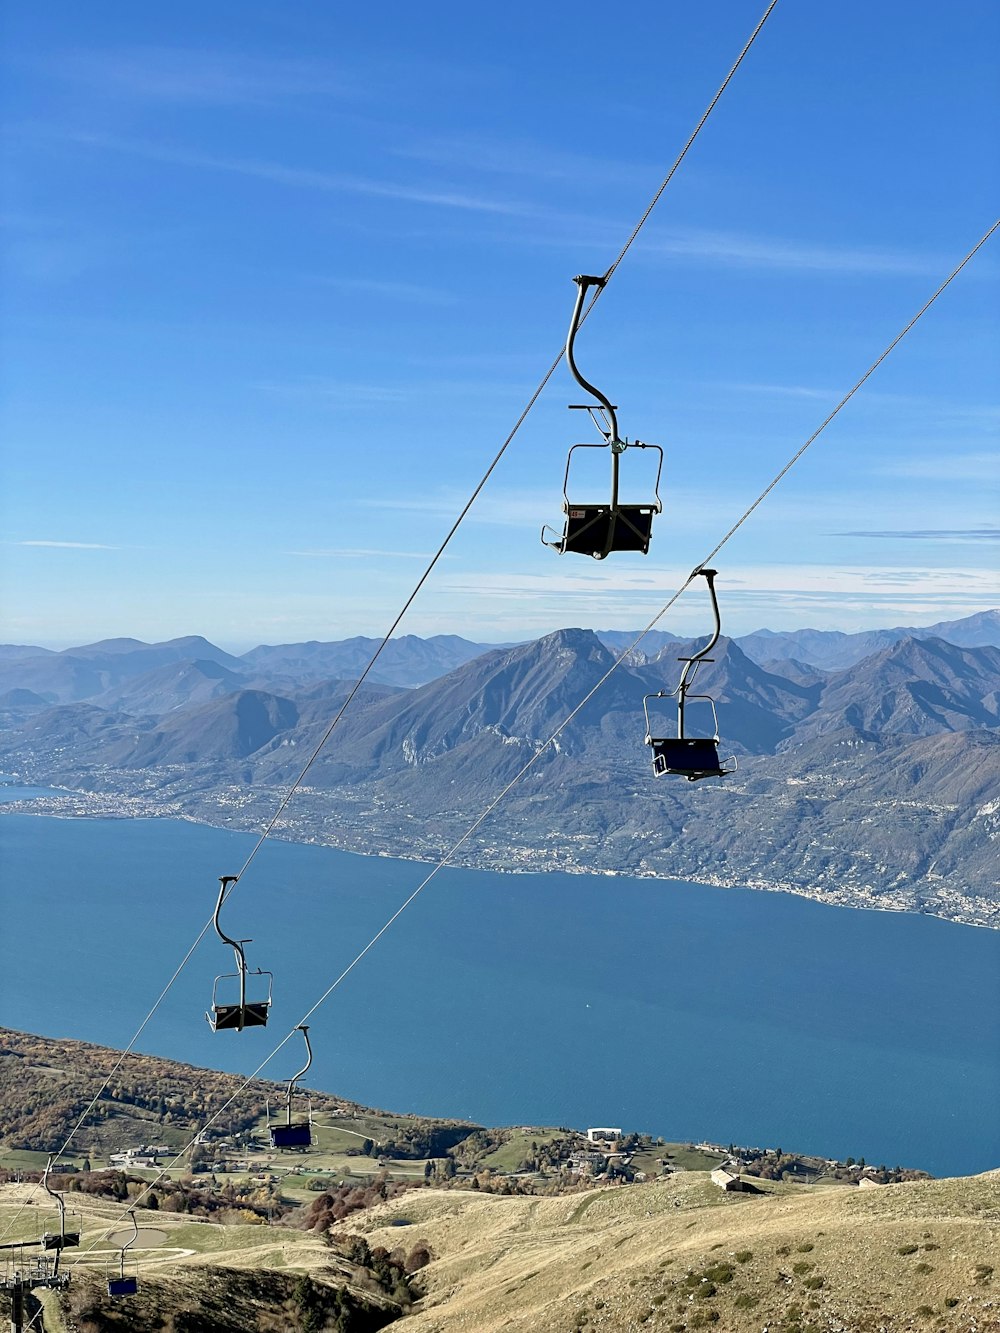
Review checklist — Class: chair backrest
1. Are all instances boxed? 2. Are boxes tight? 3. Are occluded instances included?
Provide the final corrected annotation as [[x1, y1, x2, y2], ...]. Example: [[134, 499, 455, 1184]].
[[650, 737, 723, 777], [108, 1276, 138, 1298], [271, 1123, 312, 1149], [561, 504, 655, 557], [42, 1232, 80, 1250]]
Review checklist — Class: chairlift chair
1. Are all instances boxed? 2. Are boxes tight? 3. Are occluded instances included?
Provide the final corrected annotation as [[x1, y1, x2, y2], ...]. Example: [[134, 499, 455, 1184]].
[[542, 274, 663, 560], [40, 1159, 80, 1277], [643, 568, 737, 782], [107, 1210, 139, 1298], [270, 1025, 313, 1149], [207, 875, 273, 1032]]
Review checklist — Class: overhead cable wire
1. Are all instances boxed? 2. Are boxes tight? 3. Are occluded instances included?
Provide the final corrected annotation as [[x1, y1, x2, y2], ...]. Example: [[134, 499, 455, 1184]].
[[0, 12, 779, 1246], [67, 214, 998, 1258], [212, 214, 1000, 1085], [697, 216, 1000, 570], [0, 930, 217, 1248], [601, 0, 779, 287], [248, 219, 1000, 1036], [229, 0, 782, 887]]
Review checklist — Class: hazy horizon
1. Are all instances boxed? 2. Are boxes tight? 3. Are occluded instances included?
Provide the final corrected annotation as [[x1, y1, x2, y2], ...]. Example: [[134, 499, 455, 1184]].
[[4, 602, 997, 658]]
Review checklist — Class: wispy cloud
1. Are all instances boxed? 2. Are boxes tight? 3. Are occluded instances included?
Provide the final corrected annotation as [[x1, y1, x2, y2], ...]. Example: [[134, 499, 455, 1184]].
[[873, 452, 1000, 482], [259, 376, 534, 410], [642, 228, 955, 278], [428, 564, 998, 638], [257, 378, 412, 405], [440, 563, 998, 602], [833, 527, 1000, 543], [716, 385, 1000, 425], [59, 130, 542, 218], [312, 275, 458, 305], [36, 47, 363, 108], [718, 381, 839, 401], [361, 488, 558, 527], [391, 132, 654, 189], [14, 540, 117, 549], [284, 548, 430, 559]]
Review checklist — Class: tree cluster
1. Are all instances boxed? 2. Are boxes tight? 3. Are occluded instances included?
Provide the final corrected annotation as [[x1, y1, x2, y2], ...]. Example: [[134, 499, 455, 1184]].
[[41, 1167, 289, 1222], [301, 1172, 418, 1234]]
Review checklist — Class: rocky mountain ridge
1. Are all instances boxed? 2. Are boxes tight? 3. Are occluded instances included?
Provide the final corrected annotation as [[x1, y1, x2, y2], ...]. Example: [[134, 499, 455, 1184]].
[[2, 617, 998, 925]]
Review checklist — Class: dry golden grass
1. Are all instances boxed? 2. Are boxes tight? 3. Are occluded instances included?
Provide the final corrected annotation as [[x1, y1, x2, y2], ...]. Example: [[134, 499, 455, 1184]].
[[0, 1180, 328, 1273], [350, 1169, 1000, 1332], [4, 1170, 998, 1331]]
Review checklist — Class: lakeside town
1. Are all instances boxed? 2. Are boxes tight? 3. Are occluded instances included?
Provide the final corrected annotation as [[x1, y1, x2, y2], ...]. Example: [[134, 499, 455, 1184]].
[[4, 778, 998, 930]]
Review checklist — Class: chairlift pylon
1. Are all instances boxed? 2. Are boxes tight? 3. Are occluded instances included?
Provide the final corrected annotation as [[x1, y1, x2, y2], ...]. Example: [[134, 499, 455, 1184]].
[[206, 875, 273, 1032], [542, 273, 663, 559], [107, 1209, 139, 1298], [270, 1025, 313, 1149], [643, 568, 737, 781]]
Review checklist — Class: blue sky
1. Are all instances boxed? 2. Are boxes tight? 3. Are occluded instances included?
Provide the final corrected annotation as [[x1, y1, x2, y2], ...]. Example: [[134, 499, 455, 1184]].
[[2, 0, 997, 650]]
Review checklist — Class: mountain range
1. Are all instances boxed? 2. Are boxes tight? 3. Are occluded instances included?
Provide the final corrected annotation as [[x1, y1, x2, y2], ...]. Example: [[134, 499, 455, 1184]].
[[1, 611, 998, 924], [3, 610, 998, 707]]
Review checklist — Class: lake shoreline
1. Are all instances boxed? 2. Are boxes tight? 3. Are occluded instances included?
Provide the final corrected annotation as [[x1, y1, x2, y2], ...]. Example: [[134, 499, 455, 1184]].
[[3, 804, 999, 1177], [3, 784, 997, 931]]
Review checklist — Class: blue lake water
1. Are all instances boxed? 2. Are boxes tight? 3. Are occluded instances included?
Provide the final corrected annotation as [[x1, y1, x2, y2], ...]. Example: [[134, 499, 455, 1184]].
[[1, 799, 998, 1178]]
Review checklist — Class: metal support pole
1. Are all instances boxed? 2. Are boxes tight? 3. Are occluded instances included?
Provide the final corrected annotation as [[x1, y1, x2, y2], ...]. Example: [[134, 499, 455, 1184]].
[[9, 1278, 24, 1333]]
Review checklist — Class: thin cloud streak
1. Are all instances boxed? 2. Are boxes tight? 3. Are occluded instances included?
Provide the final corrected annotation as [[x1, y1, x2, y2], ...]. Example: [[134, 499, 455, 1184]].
[[24, 126, 965, 281], [439, 564, 998, 601], [60, 130, 544, 218], [15, 539, 118, 549], [391, 131, 656, 189], [313, 275, 459, 305], [284, 548, 430, 559], [873, 452, 1000, 482], [833, 528, 1000, 542], [643, 228, 954, 277], [41, 47, 364, 107]]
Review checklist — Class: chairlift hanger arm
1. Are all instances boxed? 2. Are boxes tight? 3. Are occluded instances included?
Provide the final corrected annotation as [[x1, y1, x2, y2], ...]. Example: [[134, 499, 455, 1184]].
[[677, 569, 721, 739], [41, 1160, 64, 1228], [213, 875, 249, 974], [122, 1210, 138, 1257], [284, 1025, 313, 1125], [677, 568, 721, 692], [41, 1158, 66, 1276], [565, 275, 620, 449]]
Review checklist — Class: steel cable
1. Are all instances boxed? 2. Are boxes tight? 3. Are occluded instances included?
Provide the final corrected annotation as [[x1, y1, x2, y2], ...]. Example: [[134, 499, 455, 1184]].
[[63, 213, 998, 1262]]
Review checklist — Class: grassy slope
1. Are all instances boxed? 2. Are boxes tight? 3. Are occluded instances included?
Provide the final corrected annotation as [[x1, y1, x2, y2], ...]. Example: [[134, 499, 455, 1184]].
[[4, 1169, 998, 1331], [351, 1169, 1000, 1332]]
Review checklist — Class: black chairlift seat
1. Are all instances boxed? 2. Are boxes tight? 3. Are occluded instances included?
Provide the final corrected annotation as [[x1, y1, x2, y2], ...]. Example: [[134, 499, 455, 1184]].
[[270, 1122, 311, 1150], [108, 1276, 138, 1298], [554, 501, 657, 558], [648, 736, 725, 781], [211, 998, 270, 1031], [41, 1232, 80, 1250]]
